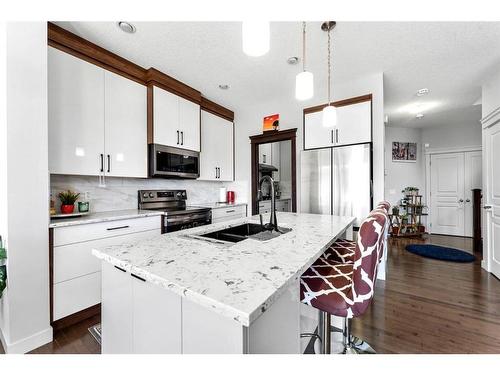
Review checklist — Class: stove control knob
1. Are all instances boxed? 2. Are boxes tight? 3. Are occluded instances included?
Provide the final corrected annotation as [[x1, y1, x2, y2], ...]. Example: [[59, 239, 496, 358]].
[[176, 192, 182, 197], [149, 192, 155, 198], [142, 193, 148, 198], [182, 192, 186, 198]]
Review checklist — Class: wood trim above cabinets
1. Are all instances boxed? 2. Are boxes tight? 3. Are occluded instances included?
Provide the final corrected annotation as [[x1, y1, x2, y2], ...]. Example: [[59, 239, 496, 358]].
[[48, 22, 147, 85], [201, 97, 234, 122], [145, 68, 201, 104], [303, 94, 373, 115]]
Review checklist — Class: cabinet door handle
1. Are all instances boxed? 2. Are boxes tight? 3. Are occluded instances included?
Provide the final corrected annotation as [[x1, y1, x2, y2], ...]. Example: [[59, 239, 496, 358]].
[[263, 154, 266, 163], [181, 131, 184, 145], [177, 130, 180, 145], [215, 167, 218, 179], [106, 225, 130, 231], [217, 167, 221, 178], [335, 129, 339, 143], [114, 266, 126, 273], [331, 130, 334, 144], [466, 199, 471, 203], [100, 154, 104, 172], [226, 209, 236, 213], [131, 273, 146, 282], [107, 154, 111, 173]]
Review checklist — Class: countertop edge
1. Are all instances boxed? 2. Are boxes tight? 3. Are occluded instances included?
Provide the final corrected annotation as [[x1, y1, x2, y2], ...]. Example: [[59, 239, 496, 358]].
[[49, 210, 163, 228]]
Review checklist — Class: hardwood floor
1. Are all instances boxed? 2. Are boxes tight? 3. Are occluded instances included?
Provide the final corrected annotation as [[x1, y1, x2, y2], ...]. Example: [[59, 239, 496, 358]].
[[1, 234, 499, 354], [353, 234, 500, 353]]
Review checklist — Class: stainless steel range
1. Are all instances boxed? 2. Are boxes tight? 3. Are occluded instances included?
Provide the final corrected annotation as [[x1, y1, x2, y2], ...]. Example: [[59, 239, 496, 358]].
[[138, 190, 211, 234]]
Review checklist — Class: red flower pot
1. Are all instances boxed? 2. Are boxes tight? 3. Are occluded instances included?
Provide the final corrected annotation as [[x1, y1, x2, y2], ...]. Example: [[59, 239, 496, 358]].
[[61, 204, 75, 214]]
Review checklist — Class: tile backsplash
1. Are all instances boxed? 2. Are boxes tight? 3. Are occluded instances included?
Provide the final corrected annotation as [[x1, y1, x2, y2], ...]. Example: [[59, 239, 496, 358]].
[[50, 175, 248, 213]]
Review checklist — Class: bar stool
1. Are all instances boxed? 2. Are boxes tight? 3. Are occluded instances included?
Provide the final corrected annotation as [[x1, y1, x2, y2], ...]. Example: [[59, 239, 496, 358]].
[[300, 209, 388, 354]]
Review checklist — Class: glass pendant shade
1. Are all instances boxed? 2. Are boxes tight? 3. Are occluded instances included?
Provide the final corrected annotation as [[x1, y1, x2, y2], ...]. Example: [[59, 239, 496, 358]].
[[295, 71, 314, 100], [322, 105, 337, 128], [242, 21, 270, 57]]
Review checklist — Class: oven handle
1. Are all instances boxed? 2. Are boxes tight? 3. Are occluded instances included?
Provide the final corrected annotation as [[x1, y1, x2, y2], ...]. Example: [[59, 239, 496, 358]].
[[165, 214, 211, 224]]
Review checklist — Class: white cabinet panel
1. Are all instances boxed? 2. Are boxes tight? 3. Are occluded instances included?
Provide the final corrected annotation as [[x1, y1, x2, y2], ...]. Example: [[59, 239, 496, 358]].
[[259, 143, 272, 164], [336, 101, 371, 146], [304, 111, 334, 150], [104, 71, 147, 178], [132, 277, 182, 353], [199, 110, 234, 181], [53, 271, 101, 321], [179, 97, 200, 152], [153, 86, 179, 147], [211, 205, 247, 221], [48, 47, 105, 176], [101, 262, 133, 354]]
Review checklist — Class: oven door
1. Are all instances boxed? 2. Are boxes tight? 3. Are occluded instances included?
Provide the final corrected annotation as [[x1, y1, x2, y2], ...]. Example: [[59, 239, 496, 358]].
[[149, 144, 199, 179], [164, 213, 212, 233]]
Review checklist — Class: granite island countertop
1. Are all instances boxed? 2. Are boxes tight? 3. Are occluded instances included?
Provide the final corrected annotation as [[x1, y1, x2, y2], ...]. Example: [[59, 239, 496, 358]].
[[92, 212, 355, 326], [49, 209, 163, 228]]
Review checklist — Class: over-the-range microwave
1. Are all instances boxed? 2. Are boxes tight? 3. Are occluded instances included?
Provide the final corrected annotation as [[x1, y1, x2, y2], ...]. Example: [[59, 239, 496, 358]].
[[149, 144, 200, 179]]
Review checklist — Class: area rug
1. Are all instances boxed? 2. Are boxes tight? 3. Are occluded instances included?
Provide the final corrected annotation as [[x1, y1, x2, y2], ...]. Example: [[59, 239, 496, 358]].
[[88, 323, 101, 345], [405, 244, 476, 263]]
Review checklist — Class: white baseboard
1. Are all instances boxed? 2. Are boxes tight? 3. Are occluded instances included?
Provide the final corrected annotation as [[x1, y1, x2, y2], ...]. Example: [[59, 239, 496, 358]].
[[0, 326, 53, 354]]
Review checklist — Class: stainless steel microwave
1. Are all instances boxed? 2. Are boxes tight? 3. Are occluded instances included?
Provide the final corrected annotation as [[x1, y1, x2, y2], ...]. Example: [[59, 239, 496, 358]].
[[149, 144, 200, 179]]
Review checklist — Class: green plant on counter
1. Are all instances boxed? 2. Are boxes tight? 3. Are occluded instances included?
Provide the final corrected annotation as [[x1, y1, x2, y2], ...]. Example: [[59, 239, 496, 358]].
[[58, 190, 80, 205], [0, 236, 7, 298]]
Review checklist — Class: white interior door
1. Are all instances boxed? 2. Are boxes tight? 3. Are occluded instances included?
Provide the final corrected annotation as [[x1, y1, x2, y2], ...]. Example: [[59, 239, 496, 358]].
[[485, 121, 500, 279], [430, 153, 465, 235], [464, 151, 482, 237]]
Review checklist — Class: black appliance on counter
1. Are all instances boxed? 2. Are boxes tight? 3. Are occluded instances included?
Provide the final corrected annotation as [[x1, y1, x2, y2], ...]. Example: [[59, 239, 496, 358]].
[[138, 189, 211, 234], [149, 144, 200, 179]]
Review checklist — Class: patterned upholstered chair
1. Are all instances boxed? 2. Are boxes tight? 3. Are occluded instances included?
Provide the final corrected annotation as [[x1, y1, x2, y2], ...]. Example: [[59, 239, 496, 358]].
[[322, 202, 391, 264], [300, 210, 388, 354]]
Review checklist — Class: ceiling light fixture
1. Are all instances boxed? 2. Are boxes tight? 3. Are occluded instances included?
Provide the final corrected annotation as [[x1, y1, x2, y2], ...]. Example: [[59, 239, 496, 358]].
[[242, 21, 270, 57], [218, 84, 230, 90], [295, 22, 314, 101], [117, 21, 136, 34], [416, 113, 424, 119], [287, 56, 299, 65], [416, 88, 429, 97], [322, 21, 337, 128]]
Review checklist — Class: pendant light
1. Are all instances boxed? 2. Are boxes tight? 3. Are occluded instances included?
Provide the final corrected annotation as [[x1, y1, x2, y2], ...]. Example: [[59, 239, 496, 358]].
[[242, 21, 270, 57], [322, 21, 337, 128], [295, 22, 314, 101]]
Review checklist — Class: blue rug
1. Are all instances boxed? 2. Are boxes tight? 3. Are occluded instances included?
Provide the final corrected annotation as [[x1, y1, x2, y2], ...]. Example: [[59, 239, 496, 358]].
[[405, 244, 476, 263]]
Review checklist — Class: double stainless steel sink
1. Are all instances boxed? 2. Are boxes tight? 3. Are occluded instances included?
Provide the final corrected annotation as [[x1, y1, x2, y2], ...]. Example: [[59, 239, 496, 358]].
[[190, 223, 292, 244]]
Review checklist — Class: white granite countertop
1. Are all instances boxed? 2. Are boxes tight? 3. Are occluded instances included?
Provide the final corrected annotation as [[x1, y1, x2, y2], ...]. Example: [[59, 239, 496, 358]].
[[194, 202, 248, 209], [49, 209, 163, 228], [92, 212, 355, 326]]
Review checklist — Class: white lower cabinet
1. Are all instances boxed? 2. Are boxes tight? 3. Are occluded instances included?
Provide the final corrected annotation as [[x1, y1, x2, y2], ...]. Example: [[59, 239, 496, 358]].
[[51, 216, 161, 323], [211, 204, 247, 224], [101, 262, 182, 354]]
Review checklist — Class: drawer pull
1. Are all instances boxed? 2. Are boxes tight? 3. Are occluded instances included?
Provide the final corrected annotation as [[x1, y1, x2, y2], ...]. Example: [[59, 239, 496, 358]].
[[131, 273, 146, 282], [106, 225, 130, 231], [226, 209, 236, 213], [114, 266, 126, 273]]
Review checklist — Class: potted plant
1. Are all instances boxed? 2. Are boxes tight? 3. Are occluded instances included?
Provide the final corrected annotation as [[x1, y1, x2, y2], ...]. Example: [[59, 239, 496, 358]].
[[401, 213, 408, 225], [392, 205, 399, 216], [392, 226, 400, 236], [58, 190, 80, 214]]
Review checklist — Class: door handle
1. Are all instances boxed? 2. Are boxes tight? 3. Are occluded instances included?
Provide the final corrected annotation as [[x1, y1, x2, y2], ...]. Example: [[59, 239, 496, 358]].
[[484, 205, 492, 210], [465, 199, 471, 203], [458, 199, 464, 203], [335, 129, 339, 143], [331, 130, 334, 144], [100, 154, 104, 172], [263, 154, 266, 163], [107, 154, 111, 173], [215, 167, 218, 179], [177, 130, 180, 145], [217, 167, 220, 178], [181, 131, 184, 145]]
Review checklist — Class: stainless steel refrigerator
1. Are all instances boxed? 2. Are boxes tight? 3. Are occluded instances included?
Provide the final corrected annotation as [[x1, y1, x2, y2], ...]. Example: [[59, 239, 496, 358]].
[[300, 144, 372, 227]]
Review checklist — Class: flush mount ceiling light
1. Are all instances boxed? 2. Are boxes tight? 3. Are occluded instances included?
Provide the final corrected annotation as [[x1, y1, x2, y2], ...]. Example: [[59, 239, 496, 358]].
[[287, 56, 299, 65], [416, 88, 429, 97], [242, 21, 270, 57], [322, 21, 337, 128], [117, 21, 136, 34], [218, 84, 230, 90], [295, 22, 314, 101], [416, 113, 424, 119]]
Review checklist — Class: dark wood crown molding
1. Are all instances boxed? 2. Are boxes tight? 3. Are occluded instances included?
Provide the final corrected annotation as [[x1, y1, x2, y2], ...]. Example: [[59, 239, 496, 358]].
[[201, 97, 234, 122], [303, 94, 373, 115], [145, 68, 201, 104], [249, 128, 297, 144]]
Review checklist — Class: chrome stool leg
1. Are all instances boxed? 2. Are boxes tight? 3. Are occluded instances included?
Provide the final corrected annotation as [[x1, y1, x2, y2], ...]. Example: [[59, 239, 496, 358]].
[[342, 318, 376, 354]]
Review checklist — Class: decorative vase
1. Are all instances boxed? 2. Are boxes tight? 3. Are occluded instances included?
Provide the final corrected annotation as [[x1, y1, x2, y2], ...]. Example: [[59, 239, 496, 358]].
[[78, 201, 89, 213], [61, 204, 75, 214], [392, 227, 399, 235]]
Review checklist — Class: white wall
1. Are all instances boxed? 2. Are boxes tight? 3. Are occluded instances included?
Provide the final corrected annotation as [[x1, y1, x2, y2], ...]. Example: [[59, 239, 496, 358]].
[[234, 72, 385, 213], [384, 127, 424, 206], [421, 121, 482, 150], [482, 70, 500, 118], [0, 22, 52, 353]]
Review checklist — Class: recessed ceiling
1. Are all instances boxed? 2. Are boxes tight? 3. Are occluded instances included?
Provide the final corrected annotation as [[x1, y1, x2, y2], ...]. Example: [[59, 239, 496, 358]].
[[55, 21, 500, 128]]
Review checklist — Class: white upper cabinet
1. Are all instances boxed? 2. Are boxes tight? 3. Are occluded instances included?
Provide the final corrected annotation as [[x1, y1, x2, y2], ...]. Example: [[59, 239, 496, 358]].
[[199, 110, 233, 181], [304, 99, 372, 150], [335, 101, 371, 146], [153, 86, 200, 152], [48, 47, 105, 176], [49, 47, 148, 178], [104, 71, 147, 178]]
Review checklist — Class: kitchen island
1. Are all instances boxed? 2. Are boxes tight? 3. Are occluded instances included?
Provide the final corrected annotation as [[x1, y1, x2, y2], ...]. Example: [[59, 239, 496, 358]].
[[92, 212, 355, 354]]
